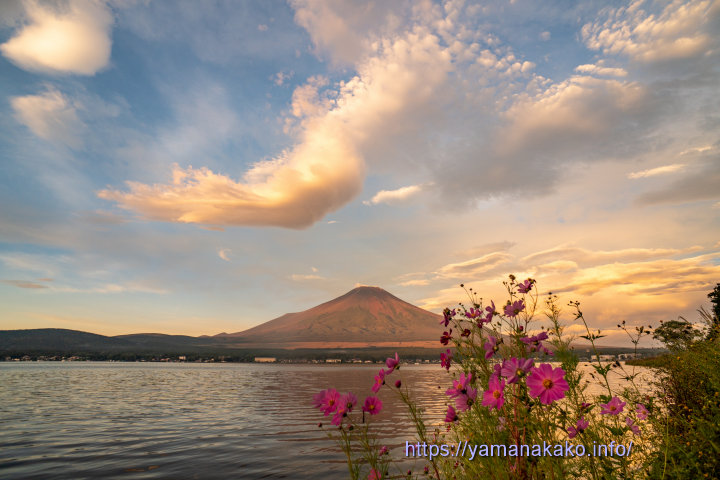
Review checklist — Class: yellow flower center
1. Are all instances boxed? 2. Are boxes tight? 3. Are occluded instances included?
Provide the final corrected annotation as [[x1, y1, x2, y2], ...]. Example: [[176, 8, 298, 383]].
[[493, 390, 501, 399], [543, 379, 553, 389]]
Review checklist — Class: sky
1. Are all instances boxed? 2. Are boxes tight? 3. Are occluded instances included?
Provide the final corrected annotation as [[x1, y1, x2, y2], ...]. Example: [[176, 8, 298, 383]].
[[0, 0, 718, 346]]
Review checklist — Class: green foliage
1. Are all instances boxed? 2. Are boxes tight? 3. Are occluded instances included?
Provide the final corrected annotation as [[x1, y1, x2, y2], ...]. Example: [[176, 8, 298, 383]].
[[647, 339, 720, 479], [652, 320, 703, 352]]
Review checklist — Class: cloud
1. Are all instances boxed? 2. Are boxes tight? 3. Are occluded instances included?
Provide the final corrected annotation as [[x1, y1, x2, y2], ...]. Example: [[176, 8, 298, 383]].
[[539, 31, 550, 41], [575, 64, 627, 77], [218, 248, 231, 262], [1, 0, 113, 75], [437, 252, 512, 278], [398, 279, 430, 287], [1, 279, 50, 289], [636, 161, 720, 205], [11, 87, 84, 148], [581, 0, 720, 63], [628, 163, 686, 179], [521, 245, 697, 267], [290, 274, 324, 281], [363, 183, 430, 206]]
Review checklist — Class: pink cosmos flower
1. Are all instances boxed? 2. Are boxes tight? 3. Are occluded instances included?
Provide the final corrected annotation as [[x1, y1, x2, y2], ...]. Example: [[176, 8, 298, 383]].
[[379, 446, 389, 456], [527, 364, 569, 405], [446, 372, 472, 398], [483, 336, 500, 359], [501, 357, 534, 384], [444, 405, 458, 423], [600, 396, 626, 415], [461, 328, 471, 337], [636, 403, 649, 420], [385, 352, 400, 374], [440, 329, 452, 345], [482, 375, 505, 410], [492, 362, 502, 380], [517, 279, 534, 293], [332, 392, 356, 426], [455, 386, 477, 412], [440, 349, 453, 371], [362, 396, 383, 415], [567, 417, 589, 439], [371, 369, 386, 393], [465, 307, 482, 320], [368, 468, 382, 480], [314, 388, 340, 416], [504, 299, 525, 317], [626, 417, 641, 435]]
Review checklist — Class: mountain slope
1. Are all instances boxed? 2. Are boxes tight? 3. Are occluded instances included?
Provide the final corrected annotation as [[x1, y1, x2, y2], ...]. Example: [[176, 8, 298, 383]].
[[221, 286, 443, 344]]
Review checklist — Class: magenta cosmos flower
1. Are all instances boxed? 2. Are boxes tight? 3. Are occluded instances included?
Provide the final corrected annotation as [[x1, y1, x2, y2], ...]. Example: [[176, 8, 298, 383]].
[[444, 405, 458, 423], [482, 375, 505, 410], [504, 299, 525, 317], [501, 357, 534, 384], [313, 388, 340, 416], [440, 349, 453, 371], [368, 468, 382, 480], [567, 417, 589, 439], [445, 372, 472, 398], [600, 397, 626, 415], [385, 352, 399, 374], [517, 279, 534, 293], [331, 392, 357, 426], [371, 369, 386, 393], [527, 364, 569, 405], [362, 396, 383, 415], [636, 403, 649, 420], [440, 329, 452, 345], [483, 336, 500, 359], [455, 386, 477, 412]]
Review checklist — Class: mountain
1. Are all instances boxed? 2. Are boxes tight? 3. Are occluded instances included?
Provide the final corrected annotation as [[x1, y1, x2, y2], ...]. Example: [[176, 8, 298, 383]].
[[218, 286, 443, 347]]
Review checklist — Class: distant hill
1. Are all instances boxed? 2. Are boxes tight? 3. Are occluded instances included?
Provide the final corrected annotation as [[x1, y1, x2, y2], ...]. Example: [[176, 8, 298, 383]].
[[218, 286, 443, 346], [0, 328, 137, 352]]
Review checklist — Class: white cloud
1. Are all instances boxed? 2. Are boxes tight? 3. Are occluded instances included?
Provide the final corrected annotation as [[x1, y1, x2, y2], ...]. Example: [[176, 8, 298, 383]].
[[363, 183, 429, 206], [11, 87, 84, 148], [628, 163, 686, 179], [575, 64, 627, 77], [1, 0, 114, 75], [582, 0, 720, 63], [290, 273, 324, 281], [218, 248, 231, 262]]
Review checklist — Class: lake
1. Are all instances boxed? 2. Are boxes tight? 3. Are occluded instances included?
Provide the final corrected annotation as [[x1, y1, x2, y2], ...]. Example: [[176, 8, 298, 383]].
[[0, 362, 654, 479]]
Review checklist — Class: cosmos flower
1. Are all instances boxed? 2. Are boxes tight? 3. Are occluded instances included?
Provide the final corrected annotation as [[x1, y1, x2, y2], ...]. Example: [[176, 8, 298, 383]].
[[567, 417, 589, 439], [455, 386, 477, 412], [527, 364, 569, 405], [636, 403, 649, 420], [626, 417, 641, 435], [371, 369, 386, 393], [483, 336, 500, 359], [501, 357, 534, 384], [482, 375, 505, 410], [440, 329, 452, 345], [362, 396, 383, 415], [504, 299, 525, 317], [385, 352, 399, 374], [332, 392, 356, 426], [444, 405, 458, 423], [446, 372, 472, 398], [441, 308, 455, 327], [440, 349, 453, 371], [368, 468, 382, 480], [314, 388, 340, 416], [517, 279, 534, 293], [600, 397, 626, 415]]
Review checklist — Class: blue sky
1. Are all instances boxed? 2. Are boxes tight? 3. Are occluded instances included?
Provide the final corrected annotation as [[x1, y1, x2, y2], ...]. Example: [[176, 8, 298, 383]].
[[1, 0, 719, 345]]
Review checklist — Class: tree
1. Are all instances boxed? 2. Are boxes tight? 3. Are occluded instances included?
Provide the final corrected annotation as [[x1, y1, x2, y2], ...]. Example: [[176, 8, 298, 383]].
[[652, 319, 703, 352], [706, 283, 720, 341]]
